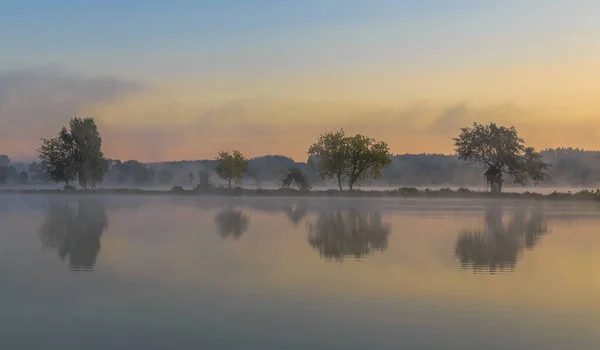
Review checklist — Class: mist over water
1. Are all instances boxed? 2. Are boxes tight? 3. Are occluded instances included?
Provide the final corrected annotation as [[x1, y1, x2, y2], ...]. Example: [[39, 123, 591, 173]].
[[1, 195, 600, 349]]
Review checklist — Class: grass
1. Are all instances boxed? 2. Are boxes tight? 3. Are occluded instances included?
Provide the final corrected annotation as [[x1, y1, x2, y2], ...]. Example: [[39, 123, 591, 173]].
[[1, 186, 600, 201]]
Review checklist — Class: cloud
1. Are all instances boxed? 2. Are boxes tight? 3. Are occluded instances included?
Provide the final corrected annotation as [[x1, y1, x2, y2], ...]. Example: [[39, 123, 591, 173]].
[[0, 67, 143, 159], [1, 68, 599, 162]]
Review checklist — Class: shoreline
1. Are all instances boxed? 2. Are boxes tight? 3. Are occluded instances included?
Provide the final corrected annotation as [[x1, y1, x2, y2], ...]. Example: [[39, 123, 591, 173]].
[[0, 186, 599, 202]]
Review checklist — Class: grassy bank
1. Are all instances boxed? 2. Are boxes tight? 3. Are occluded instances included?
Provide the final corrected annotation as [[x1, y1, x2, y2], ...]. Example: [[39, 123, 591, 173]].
[[1, 186, 600, 201]]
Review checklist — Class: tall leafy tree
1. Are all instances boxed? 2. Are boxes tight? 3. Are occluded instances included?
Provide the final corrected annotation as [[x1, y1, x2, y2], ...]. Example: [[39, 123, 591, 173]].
[[70, 118, 107, 188], [453, 122, 549, 192], [215, 150, 248, 189], [39, 118, 108, 188]]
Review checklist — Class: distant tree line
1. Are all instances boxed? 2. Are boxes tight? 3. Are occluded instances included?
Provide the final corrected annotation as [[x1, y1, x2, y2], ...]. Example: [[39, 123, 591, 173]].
[[5, 118, 600, 191]]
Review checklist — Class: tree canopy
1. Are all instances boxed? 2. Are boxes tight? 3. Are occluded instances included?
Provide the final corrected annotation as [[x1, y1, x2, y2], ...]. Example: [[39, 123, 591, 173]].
[[453, 122, 549, 192], [38, 117, 108, 188], [308, 129, 391, 190], [215, 150, 248, 189]]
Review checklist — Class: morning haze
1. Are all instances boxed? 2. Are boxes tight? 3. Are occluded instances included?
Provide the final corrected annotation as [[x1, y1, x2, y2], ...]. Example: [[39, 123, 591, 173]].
[[1, 1, 600, 350]]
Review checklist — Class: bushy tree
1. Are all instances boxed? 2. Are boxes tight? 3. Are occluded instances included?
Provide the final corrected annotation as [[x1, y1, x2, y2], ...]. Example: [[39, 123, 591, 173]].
[[344, 134, 391, 190], [308, 130, 347, 190], [215, 150, 248, 189], [282, 167, 311, 191], [308, 129, 391, 190], [453, 122, 549, 192], [38, 117, 108, 188], [38, 127, 78, 186]]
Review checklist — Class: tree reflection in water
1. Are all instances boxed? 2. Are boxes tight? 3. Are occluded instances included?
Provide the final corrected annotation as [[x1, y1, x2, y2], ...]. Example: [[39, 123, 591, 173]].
[[215, 207, 249, 240], [283, 201, 309, 226], [39, 199, 108, 272], [308, 209, 391, 261], [455, 203, 549, 273]]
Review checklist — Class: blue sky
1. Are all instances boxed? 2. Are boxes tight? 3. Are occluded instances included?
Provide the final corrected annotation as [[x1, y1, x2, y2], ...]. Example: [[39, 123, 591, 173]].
[[2, 0, 600, 160]]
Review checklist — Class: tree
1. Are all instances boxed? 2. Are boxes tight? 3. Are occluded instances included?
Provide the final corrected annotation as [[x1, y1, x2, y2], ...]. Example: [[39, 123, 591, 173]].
[[308, 210, 391, 261], [197, 170, 212, 190], [453, 122, 549, 193], [38, 117, 108, 188], [344, 134, 391, 190], [308, 129, 347, 190], [282, 167, 311, 191], [114, 160, 154, 185], [0, 155, 9, 167], [69, 117, 107, 188], [39, 199, 108, 271], [308, 129, 392, 190], [455, 203, 548, 273], [38, 127, 78, 186], [188, 172, 195, 186], [215, 150, 248, 189], [18, 171, 28, 184], [214, 207, 249, 239]]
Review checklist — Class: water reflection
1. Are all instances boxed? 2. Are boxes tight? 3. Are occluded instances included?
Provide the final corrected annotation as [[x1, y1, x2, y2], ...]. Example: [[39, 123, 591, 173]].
[[215, 207, 250, 240], [308, 209, 391, 261], [39, 199, 108, 271], [283, 202, 309, 226], [455, 203, 549, 273]]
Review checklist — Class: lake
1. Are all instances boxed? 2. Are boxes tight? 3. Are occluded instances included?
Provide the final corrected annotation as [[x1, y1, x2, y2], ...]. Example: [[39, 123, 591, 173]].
[[1, 195, 599, 350]]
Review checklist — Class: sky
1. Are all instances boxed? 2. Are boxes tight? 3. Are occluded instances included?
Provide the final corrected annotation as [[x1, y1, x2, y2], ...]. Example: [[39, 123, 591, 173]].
[[1, 0, 600, 162]]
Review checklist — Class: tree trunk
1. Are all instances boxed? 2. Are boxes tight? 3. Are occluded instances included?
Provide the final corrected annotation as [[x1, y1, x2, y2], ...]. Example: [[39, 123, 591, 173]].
[[228, 178, 232, 189], [337, 174, 343, 191]]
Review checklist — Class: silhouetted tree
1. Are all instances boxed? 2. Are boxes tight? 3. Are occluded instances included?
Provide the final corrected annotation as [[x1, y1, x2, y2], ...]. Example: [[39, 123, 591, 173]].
[[308, 209, 391, 261], [215, 150, 248, 189], [215, 207, 249, 239], [38, 127, 78, 186], [453, 122, 549, 192], [38, 117, 108, 188], [197, 170, 211, 190], [455, 203, 549, 273], [70, 117, 108, 188], [39, 199, 108, 271], [282, 167, 311, 190]]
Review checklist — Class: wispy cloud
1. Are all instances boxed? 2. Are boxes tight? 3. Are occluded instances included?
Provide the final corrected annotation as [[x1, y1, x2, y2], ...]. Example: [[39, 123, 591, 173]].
[[0, 67, 143, 159], [1, 68, 599, 162]]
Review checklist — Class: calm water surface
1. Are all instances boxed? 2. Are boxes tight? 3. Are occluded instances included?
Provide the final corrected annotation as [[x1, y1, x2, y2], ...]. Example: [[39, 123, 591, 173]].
[[1, 195, 599, 350]]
